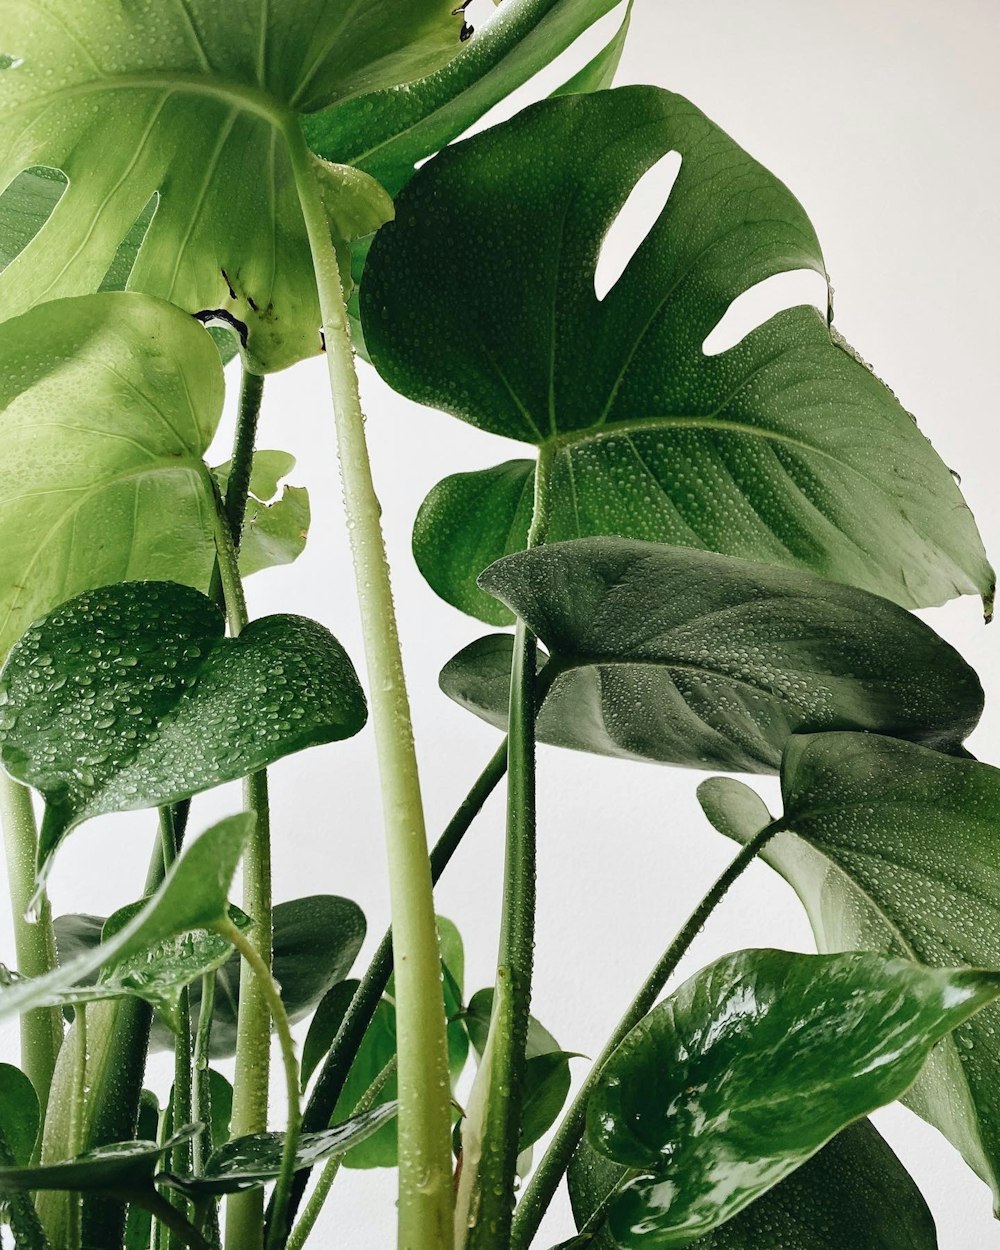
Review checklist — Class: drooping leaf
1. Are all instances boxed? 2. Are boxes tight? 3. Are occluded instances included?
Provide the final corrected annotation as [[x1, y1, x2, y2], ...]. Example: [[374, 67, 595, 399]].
[[160, 1106, 398, 1196], [0, 580, 367, 875], [0, 1128, 196, 1195], [214, 451, 310, 577], [0, 2, 468, 371], [441, 537, 982, 772], [362, 87, 992, 619], [552, 1, 632, 97], [567, 1119, 937, 1250], [0, 1064, 39, 1166], [0, 293, 225, 659], [699, 733, 1000, 1208], [586, 948, 999, 1246], [0, 813, 253, 1021]]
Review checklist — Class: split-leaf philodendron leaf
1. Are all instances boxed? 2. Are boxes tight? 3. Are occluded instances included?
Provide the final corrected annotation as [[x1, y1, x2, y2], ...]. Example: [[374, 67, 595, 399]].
[[361, 86, 992, 623], [441, 537, 982, 772], [699, 733, 1000, 1207], [0, 580, 367, 876], [586, 948, 1000, 1247], [0, 813, 252, 1022], [567, 1119, 937, 1250], [0, 293, 224, 660], [0, 0, 470, 370]]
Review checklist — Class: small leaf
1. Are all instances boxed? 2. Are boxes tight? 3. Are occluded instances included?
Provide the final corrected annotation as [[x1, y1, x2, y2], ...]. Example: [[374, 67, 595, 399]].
[[214, 451, 311, 577], [0, 1064, 39, 1166], [0, 1128, 196, 1195], [551, 1, 632, 96], [444, 537, 982, 773], [466, 987, 560, 1061], [302, 980, 358, 1090], [520, 1051, 577, 1153], [0, 581, 367, 875], [587, 948, 999, 1246], [0, 813, 253, 1021]]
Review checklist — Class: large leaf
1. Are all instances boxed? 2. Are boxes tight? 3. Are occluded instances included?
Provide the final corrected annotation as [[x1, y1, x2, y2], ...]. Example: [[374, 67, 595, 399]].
[[0, 580, 367, 875], [441, 537, 982, 772], [213, 451, 310, 577], [362, 86, 992, 619], [699, 733, 1000, 1206], [0, 1, 466, 371], [586, 948, 999, 1247], [0, 813, 252, 1021], [567, 1119, 937, 1250], [0, 293, 225, 659]]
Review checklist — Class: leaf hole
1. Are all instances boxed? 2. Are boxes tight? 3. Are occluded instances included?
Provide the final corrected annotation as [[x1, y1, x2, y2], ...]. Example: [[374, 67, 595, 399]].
[[0, 53, 24, 70], [702, 269, 829, 356], [98, 192, 159, 291], [594, 149, 681, 302], [0, 167, 68, 272]]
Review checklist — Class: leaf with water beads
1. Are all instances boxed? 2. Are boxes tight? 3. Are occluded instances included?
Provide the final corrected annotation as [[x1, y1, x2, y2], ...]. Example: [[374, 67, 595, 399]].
[[0, 1129, 198, 1196], [0, 580, 367, 877]]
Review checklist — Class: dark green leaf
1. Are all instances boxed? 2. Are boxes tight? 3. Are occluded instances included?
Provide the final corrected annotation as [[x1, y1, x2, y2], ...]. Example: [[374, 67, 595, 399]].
[[214, 451, 310, 578], [363, 87, 992, 619], [700, 732, 1000, 1209], [0, 581, 367, 874], [444, 537, 982, 772], [0, 1064, 39, 1166], [568, 1119, 937, 1250], [209, 1070, 234, 1153], [0, 1128, 195, 1195], [552, 2, 632, 97], [520, 1051, 577, 1153], [587, 948, 998, 1246], [302, 980, 358, 1090]]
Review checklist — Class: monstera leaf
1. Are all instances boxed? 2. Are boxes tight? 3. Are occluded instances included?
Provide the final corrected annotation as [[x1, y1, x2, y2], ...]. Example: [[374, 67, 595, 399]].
[[0, 0, 470, 370], [699, 735, 1000, 1207], [361, 86, 992, 622], [440, 539, 982, 772]]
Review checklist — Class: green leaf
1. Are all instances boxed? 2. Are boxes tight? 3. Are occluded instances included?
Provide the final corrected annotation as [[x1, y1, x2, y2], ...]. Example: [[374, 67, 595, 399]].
[[465, 988, 560, 1061], [552, 2, 632, 97], [0, 2, 465, 371], [0, 1064, 39, 1166], [362, 86, 992, 619], [159, 1106, 397, 1197], [214, 451, 311, 577], [0, 293, 225, 659], [302, 979, 358, 1089], [443, 537, 982, 772], [0, 1128, 196, 1195], [0, 813, 253, 1021], [699, 733, 1000, 1209], [587, 948, 999, 1246], [0, 580, 367, 875], [567, 1119, 937, 1250]]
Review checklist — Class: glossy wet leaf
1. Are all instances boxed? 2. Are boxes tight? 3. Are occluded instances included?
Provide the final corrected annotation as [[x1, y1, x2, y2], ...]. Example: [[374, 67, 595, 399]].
[[159, 1105, 397, 1196], [0, 813, 252, 1021], [214, 451, 310, 577], [587, 948, 999, 1246], [0, 1128, 195, 1195], [363, 87, 992, 619], [443, 537, 982, 772], [0, 293, 225, 659], [0, 2, 466, 371], [568, 1119, 937, 1250], [700, 733, 1000, 1208], [0, 1064, 39, 1166], [0, 580, 367, 875]]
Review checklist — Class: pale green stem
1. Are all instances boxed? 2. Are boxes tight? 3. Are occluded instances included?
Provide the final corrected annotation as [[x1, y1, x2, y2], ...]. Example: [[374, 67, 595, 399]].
[[66, 1003, 87, 1250], [0, 772, 62, 1111], [287, 127, 453, 1250]]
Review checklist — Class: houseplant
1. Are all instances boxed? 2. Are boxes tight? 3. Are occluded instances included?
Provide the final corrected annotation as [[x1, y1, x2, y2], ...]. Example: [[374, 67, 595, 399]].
[[0, 2, 997, 1247]]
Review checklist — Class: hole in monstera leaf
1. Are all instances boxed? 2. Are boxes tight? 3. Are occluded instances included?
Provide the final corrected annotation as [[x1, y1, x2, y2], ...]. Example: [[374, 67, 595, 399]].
[[702, 268, 829, 356], [594, 149, 681, 302], [0, 166, 68, 271], [98, 191, 159, 292]]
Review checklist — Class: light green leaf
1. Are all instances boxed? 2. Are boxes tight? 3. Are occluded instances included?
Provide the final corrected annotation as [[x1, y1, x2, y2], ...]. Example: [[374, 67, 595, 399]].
[[363, 87, 992, 619], [0, 293, 224, 660], [214, 449, 311, 576], [552, 2, 632, 97], [699, 733, 1000, 1207], [0, 814, 252, 1022], [442, 537, 982, 773], [567, 1119, 937, 1250], [0, 580, 367, 875], [587, 948, 999, 1246], [0, 1064, 39, 1166], [0, 0, 461, 369]]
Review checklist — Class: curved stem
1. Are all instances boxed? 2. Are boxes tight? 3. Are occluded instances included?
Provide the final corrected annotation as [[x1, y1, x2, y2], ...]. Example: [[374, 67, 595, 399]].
[[510, 820, 784, 1248], [288, 130, 453, 1250], [0, 772, 62, 1111]]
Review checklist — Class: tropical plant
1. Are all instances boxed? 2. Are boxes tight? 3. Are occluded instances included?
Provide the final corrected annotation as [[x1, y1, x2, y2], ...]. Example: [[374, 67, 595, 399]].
[[0, 4, 995, 1249]]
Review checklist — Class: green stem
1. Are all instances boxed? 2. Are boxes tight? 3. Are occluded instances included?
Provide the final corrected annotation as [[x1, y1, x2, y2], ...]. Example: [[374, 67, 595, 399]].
[[225, 368, 265, 546], [66, 1003, 87, 1250], [0, 772, 62, 1111], [192, 972, 216, 1177], [510, 820, 784, 1248], [222, 921, 300, 1250], [288, 129, 453, 1250]]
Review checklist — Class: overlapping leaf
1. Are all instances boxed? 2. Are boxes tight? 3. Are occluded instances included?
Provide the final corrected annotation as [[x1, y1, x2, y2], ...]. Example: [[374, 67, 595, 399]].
[[214, 451, 310, 577], [0, 1129, 196, 1195], [362, 86, 992, 620], [440, 538, 982, 772]]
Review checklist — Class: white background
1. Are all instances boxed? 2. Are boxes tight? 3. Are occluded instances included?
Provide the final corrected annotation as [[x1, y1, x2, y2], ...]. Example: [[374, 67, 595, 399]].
[[2, 1, 999, 1245]]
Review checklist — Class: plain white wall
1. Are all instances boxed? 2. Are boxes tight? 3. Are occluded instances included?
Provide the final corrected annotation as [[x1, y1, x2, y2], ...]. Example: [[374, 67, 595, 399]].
[[2, 1, 999, 1245]]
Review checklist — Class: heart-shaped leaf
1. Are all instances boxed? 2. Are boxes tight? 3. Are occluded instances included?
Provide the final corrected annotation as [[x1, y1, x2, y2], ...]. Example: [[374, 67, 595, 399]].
[[567, 1119, 936, 1250], [699, 733, 1000, 1208], [0, 293, 225, 659], [586, 948, 999, 1246], [0, 813, 252, 1021], [213, 451, 310, 577], [442, 538, 981, 773], [362, 87, 992, 619], [0, 1, 466, 371], [0, 1064, 39, 1167], [0, 1128, 196, 1195], [0, 580, 367, 875]]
